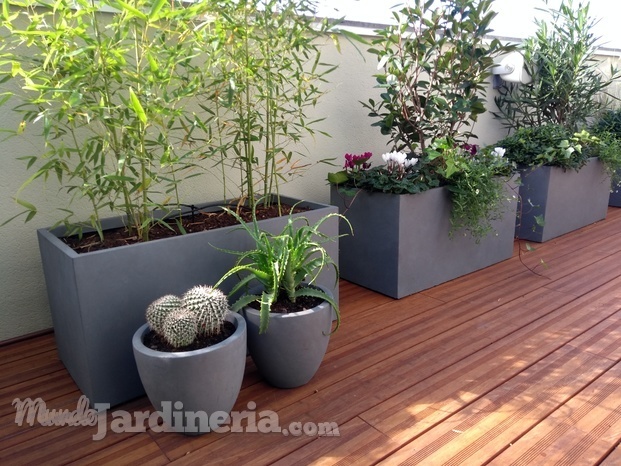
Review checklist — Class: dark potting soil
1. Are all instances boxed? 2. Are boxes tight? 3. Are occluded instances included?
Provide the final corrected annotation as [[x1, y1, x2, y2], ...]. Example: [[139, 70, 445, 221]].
[[142, 320, 236, 353], [248, 293, 324, 314], [63, 203, 308, 253]]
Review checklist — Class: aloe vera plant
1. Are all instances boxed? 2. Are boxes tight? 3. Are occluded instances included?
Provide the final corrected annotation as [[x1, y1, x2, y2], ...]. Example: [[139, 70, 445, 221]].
[[215, 205, 351, 333]]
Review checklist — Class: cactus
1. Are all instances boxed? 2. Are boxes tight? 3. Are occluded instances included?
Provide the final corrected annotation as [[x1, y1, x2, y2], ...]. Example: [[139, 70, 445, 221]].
[[182, 285, 230, 336], [145, 286, 231, 350], [161, 309, 198, 348], [146, 294, 183, 334]]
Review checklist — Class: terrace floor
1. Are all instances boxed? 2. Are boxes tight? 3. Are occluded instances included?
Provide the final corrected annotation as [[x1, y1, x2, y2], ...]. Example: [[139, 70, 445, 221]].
[[2, 208, 621, 465]]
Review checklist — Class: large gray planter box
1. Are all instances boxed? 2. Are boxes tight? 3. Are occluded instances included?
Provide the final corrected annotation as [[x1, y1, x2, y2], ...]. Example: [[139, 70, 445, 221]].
[[330, 177, 518, 299], [37, 196, 338, 407], [516, 158, 610, 242], [132, 312, 246, 435]]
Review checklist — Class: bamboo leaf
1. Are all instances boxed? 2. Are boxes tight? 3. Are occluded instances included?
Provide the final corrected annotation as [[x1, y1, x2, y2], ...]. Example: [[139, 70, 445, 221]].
[[128, 88, 147, 125]]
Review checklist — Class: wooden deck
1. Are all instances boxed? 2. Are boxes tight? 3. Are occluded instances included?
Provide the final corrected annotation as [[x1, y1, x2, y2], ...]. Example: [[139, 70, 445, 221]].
[[2, 208, 621, 465]]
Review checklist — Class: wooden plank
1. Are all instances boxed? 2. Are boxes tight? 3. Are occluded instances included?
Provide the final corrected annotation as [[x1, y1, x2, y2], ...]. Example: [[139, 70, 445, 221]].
[[0, 397, 151, 464], [489, 362, 621, 465], [0, 332, 56, 362], [271, 417, 399, 466], [0, 350, 65, 390], [360, 283, 621, 445], [601, 444, 621, 465], [0, 370, 78, 417], [67, 434, 169, 466], [376, 314, 621, 465]]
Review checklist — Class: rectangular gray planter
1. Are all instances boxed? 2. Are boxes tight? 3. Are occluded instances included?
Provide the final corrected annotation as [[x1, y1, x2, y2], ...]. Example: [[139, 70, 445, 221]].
[[38, 196, 338, 408], [330, 177, 518, 299], [516, 158, 610, 242]]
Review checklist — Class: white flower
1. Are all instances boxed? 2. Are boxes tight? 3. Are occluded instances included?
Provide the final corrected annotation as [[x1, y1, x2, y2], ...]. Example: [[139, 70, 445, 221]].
[[393, 151, 407, 165], [381, 151, 408, 165], [404, 157, 418, 168], [492, 147, 506, 158]]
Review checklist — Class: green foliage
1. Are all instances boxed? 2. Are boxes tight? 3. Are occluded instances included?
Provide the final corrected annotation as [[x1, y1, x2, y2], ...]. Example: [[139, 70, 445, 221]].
[[592, 108, 621, 137], [496, 124, 599, 170], [1, 0, 347, 240], [145, 285, 231, 349], [586, 131, 621, 186], [349, 159, 439, 195], [215, 205, 350, 334], [212, 0, 342, 212], [0, 0, 223, 241], [328, 142, 515, 241], [494, 0, 620, 131], [442, 146, 516, 240], [589, 109, 621, 185], [363, 0, 514, 153]]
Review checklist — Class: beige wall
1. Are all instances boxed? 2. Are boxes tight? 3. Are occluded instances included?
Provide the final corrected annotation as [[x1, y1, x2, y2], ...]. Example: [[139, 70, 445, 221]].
[[0, 31, 618, 342]]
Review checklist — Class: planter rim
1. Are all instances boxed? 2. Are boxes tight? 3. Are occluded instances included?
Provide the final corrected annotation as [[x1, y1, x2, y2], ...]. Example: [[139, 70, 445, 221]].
[[132, 312, 246, 359], [333, 173, 518, 198], [39, 195, 334, 257], [242, 285, 333, 321], [517, 156, 599, 171], [242, 302, 329, 320]]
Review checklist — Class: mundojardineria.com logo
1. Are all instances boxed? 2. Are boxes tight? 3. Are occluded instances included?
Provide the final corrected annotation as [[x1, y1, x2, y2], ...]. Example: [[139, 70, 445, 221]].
[[12, 396, 340, 440]]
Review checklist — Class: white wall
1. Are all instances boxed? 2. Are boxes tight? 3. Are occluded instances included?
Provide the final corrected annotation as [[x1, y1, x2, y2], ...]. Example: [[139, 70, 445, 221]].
[[0, 29, 617, 342]]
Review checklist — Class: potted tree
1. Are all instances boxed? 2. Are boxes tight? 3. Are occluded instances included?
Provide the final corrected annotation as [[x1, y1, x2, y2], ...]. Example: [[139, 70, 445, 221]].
[[493, 0, 619, 241], [0, 0, 341, 406], [329, 0, 519, 299], [132, 285, 246, 434], [215, 207, 350, 388]]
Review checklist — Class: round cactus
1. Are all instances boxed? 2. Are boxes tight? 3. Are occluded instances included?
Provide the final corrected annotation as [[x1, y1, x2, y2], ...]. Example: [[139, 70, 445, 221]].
[[182, 285, 230, 335], [146, 294, 182, 334], [161, 309, 198, 348]]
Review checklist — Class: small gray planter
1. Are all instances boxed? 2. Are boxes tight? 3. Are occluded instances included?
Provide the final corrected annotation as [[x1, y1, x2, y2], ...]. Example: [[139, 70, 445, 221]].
[[516, 158, 610, 242], [37, 196, 338, 407], [132, 312, 246, 435], [241, 286, 333, 388], [330, 177, 519, 299]]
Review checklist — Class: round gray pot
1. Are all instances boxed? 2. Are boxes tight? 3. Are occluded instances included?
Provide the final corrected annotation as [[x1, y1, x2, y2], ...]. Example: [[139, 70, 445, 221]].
[[132, 312, 246, 435], [241, 287, 333, 388]]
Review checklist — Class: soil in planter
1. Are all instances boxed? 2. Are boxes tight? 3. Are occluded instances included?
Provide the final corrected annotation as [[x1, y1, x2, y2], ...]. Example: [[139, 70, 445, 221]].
[[248, 293, 324, 314], [143, 321, 236, 353], [63, 203, 308, 253]]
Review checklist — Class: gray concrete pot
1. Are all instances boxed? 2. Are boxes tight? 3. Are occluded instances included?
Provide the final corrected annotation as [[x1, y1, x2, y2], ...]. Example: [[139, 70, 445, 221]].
[[37, 196, 338, 407], [132, 312, 246, 435], [241, 286, 333, 388], [516, 158, 610, 242], [330, 177, 519, 299]]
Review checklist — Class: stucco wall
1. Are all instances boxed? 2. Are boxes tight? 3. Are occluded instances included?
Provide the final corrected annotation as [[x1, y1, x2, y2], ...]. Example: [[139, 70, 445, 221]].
[[0, 30, 618, 342]]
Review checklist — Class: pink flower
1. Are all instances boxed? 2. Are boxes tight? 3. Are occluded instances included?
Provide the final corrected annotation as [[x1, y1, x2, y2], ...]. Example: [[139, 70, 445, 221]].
[[344, 152, 372, 170], [461, 143, 479, 156]]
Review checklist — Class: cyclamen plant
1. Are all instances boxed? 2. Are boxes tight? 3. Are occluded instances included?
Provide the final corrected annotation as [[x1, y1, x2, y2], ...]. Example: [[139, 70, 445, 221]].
[[381, 152, 419, 180], [329, 142, 516, 240], [344, 152, 373, 172]]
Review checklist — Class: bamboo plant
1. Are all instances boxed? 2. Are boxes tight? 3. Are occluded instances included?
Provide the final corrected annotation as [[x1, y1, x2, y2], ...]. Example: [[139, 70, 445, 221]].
[[0, 0, 226, 241]]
